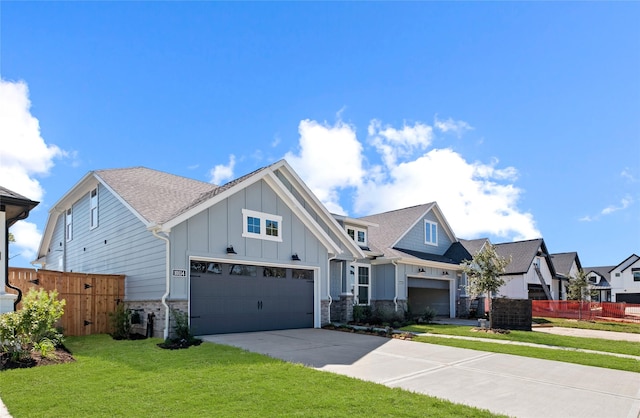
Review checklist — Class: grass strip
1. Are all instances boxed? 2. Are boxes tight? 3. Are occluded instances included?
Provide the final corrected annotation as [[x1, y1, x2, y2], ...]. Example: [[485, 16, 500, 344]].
[[412, 335, 640, 373], [0, 335, 502, 418], [401, 324, 640, 357], [533, 317, 640, 334]]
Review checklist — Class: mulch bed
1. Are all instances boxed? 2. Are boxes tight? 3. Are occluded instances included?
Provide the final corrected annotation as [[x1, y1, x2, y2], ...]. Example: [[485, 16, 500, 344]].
[[157, 338, 203, 350], [0, 346, 75, 371]]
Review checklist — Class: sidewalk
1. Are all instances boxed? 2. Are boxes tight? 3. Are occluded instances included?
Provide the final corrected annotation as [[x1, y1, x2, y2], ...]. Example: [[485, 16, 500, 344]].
[[0, 398, 10, 418]]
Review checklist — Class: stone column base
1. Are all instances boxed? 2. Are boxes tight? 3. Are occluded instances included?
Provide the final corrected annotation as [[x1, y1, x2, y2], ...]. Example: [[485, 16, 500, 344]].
[[0, 293, 18, 314]]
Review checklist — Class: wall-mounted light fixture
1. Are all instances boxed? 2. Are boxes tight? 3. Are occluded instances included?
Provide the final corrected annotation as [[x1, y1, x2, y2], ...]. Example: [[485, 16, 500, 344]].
[[226, 245, 237, 254], [291, 253, 301, 261], [418, 268, 425, 273], [442, 271, 449, 276]]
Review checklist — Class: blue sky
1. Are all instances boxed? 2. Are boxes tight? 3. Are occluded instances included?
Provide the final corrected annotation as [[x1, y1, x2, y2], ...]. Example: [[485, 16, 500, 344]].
[[1, 2, 639, 269]]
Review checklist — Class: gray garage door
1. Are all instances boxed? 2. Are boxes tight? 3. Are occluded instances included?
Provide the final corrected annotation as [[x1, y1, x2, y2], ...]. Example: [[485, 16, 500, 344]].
[[408, 278, 450, 316], [190, 261, 314, 335], [616, 293, 640, 304]]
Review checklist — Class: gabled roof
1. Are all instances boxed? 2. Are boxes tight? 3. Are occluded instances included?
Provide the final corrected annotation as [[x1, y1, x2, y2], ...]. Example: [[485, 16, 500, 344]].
[[35, 160, 365, 264], [442, 238, 489, 264], [583, 266, 614, 281], [610, 254, 640, 273], [494, 238, 555, 276], [358, 203, 460, 267], [95, 167, 217, 225], [550, 252, 582, 277]]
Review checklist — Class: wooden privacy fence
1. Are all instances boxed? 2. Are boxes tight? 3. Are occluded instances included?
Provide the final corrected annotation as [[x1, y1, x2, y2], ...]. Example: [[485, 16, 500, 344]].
[[532, 300, 640, 323], [6, 268, 125, 336]]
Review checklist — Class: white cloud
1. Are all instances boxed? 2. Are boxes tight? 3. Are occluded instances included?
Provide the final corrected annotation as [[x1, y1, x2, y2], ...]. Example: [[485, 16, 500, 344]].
[[368, 119, 433, 168], [0, 79, 65, 201], [434, 115, 473, 137], [209, 154, 236, 185], [285, 119, 364, 214], [287, 116, 540, 241], [601, 195, 633, 215], [0, 78, 67, 265], [8, 221, 41, 262], [621, 168, 637, 183]]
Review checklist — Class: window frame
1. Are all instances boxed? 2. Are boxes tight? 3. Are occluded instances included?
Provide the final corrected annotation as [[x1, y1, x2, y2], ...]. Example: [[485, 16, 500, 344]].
[[346, 226, 367, 247], [242, 209, 283, 242], [633, 268, 640, 282], [65, 208, 73, 242], [424, 220, 438, 246], [352, 263, 371, 306], [89, 188, 99, 230]]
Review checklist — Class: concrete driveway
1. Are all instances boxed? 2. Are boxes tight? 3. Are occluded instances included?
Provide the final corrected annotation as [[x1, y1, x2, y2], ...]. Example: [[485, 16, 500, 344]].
[[201, 329, 640, 418]]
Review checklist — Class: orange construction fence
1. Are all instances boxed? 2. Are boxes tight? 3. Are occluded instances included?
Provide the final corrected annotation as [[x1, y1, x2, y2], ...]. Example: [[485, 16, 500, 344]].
[[532, 300, 640, 323]]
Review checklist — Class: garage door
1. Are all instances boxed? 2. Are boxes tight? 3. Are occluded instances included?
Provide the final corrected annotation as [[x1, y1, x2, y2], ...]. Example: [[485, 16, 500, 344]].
[[408, 278, 450, 316], [616, 293, 640, 304], [189, 261, 314, 335]]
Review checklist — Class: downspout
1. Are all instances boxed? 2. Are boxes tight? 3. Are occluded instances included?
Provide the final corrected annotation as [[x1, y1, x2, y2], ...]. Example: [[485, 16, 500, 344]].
[[151, 227, 171, 340], [327, 255, 337, 325], [5, 207, 31, 310], [392, 260, 399, 312]]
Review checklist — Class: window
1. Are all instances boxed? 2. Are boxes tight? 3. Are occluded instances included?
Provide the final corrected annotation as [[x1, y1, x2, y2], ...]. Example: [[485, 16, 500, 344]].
[[588, 275, 597, 284], [292, 269, 313, 280], [351, 264, 371, 305], [229, 264, 257, 277], [633, 268, 640, 282], [89, 188, 98, 229], [242, 209, 282, 242], [65, 208, 73, 241], [424, 220, 437, 246], [263, 267, 286, 278], [346, 226, 367, 247]]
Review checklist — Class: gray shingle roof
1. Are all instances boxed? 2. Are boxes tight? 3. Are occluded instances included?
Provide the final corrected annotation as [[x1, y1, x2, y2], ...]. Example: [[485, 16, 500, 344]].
[[583, 266, 615, 281], [443, 239, 489, 264], [359, 203, 435, 251], [550, 252, 581, 276], [494, 238, 549, 275], [95, 167, 217, 225]]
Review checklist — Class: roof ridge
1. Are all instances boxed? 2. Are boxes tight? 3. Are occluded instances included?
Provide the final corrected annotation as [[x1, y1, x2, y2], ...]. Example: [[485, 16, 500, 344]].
[[359, 202, 435, 219]]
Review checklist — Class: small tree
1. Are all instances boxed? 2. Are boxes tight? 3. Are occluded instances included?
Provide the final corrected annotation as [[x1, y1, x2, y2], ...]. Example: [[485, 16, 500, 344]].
[[462, 244, 511, 328], [566, 269, 594, 320]]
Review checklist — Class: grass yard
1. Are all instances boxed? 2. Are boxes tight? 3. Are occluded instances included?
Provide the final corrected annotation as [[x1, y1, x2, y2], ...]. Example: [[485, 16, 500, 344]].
[[0, 335, 501, 418], [401, 324, 640, 373], [533, 317, 640, 334]]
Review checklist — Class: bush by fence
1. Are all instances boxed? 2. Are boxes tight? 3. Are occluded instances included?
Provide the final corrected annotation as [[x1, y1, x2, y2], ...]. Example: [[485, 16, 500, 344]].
[[532, 300, 640, 323], [6, 268, 125, 336]]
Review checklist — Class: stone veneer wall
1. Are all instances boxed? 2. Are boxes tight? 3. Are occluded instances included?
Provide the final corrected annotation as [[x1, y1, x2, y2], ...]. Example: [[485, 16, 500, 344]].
[[321, 299, 331, 326], [371, 299, 408, 318], [126, 300, 188, 339], [331, 294, 354, 323]]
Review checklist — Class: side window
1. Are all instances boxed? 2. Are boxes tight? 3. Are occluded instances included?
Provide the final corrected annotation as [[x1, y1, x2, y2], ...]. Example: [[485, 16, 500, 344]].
[[242, 209, 282, 242], [345, 226, 367, 247], [633, 269, 640, 282], [351, 264, 370, 305], [425, 220, 437, 246], [66, 208, 73, 241], [90, 188, 98, 229]]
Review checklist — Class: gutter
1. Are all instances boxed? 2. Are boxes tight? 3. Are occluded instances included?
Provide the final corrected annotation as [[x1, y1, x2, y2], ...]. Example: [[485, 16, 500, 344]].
[[151, 227, 171, 340], [4, 207, 32, 310]]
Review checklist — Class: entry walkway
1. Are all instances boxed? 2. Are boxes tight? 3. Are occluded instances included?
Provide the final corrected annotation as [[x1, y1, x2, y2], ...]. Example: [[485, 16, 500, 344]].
[[202, 329, 640, 418]]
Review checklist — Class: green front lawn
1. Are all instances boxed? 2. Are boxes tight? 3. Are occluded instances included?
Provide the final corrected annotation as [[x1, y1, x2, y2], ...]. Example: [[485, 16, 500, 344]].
[[533, 317, 640, 334], [401, 324, 640, 357], [0, 335, 501, 418]]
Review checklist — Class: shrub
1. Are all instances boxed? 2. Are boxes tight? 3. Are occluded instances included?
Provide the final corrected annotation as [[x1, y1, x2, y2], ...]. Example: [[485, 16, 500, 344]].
[[421, 306, 437, 324], [109, 302, 132, 339], [352, 305, 372, 324], [0, 289, 65, 359], [171, 308, 191, 341]]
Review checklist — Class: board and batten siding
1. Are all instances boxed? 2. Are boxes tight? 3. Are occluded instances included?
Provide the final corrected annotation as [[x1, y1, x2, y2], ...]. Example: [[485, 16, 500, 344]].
[[395, 210, 453, 256], [51, 184, 166, 300], [170, 179, 329, 299], [44, 214, 66, 270], [372, 264, 395, 300]]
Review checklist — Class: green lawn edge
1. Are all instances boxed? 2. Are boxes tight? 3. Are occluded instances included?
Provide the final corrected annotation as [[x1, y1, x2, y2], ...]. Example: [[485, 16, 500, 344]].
[[0, 335, 504, 418], [533, 317, 640, 334], [411, 335, 640, 373], [401, 324, 640, 357]]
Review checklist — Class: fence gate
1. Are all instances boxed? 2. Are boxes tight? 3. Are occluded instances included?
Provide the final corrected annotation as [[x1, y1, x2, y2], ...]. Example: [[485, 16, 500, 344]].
[[6, 268, 125, 336]]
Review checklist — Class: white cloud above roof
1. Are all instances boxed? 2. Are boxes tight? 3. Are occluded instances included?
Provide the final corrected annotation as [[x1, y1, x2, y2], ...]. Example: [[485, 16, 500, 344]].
[[0, 79, 66, 262], [287, 116, 540, 241], [209, 154, 236, 185]]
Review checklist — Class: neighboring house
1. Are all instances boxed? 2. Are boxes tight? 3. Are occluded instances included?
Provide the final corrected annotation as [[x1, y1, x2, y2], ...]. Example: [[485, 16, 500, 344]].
[[582, 266, 613, 302], [608, 254, 640, 303], [33, 160, 364, 338], [355, 203, 466, 318], [494, 239, 557, 300], [550, 252, 582, 300]]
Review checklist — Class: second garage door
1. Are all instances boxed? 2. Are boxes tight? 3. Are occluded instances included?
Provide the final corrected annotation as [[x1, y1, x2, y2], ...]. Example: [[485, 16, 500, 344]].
[[190, 261, 314, 335], [408, 277, 451, 316]]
